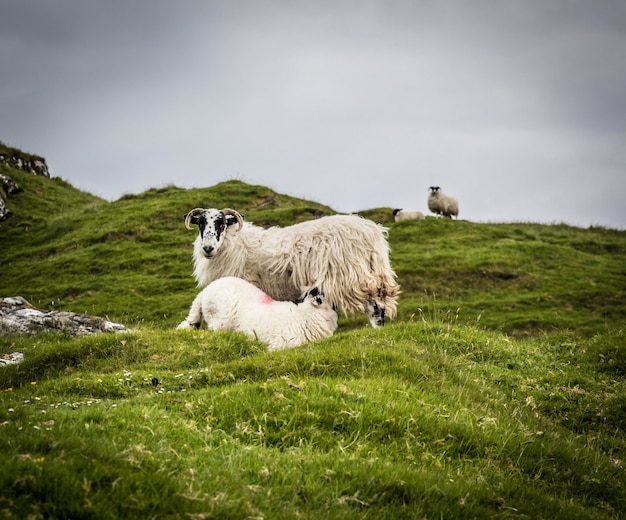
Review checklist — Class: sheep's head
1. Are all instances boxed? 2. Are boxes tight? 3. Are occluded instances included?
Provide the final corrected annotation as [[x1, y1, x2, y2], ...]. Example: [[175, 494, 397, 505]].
[[429, 186, 441, 195], [184, 207, 244, 258]]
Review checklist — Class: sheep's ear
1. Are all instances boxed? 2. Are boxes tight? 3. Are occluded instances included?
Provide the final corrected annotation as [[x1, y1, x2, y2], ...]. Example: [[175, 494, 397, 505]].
[[225, 214, 244, 227], [184, 213, 201, 227]]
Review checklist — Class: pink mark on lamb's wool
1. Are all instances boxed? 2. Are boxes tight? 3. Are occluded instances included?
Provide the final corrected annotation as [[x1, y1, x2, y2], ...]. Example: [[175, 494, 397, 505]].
[[260, 293, 274, 305]]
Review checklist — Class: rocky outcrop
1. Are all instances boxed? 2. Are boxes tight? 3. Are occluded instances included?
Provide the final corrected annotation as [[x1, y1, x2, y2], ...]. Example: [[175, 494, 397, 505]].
[[0, 296, 130, 336], [1, 174, 20, 194], [0, 153, 49, 178], [0, 192, 9, 222], [0, 173, 21, 222], [0, 145, 49, 224]]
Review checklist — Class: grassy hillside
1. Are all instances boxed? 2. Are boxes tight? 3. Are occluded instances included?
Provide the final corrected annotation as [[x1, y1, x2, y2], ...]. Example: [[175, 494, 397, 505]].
[[1, 179, 334, 325], [1, 175, 623, 336], [1, 170, 625, 518]]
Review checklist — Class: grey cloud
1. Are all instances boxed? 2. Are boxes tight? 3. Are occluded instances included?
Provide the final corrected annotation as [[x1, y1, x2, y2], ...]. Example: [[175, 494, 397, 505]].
[[0, 0, 624, 228]]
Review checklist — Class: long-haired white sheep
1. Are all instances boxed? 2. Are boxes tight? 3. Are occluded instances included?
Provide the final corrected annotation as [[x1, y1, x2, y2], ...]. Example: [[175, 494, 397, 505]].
[[177, 276, 338, 351], [183, 208, 399, 328], [427, 186, 459, 218], [393, 209, 425, 222]]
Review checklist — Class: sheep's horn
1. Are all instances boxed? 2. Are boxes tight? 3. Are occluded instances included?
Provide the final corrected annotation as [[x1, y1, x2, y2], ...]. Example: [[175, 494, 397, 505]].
[[184, 208, 206, 230], [221, 208, 244, 231]]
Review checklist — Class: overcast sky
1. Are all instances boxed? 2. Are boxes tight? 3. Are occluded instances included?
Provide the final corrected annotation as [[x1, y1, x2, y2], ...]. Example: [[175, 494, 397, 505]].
[[1, 0, 625, 229]]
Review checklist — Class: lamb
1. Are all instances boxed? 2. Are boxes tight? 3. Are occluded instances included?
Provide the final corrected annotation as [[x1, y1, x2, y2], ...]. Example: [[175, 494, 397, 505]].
[[177, 276, 338, 351], [183, 207, 399, 328], [427, 186, 459, 218], [393, 208, 425, 222]]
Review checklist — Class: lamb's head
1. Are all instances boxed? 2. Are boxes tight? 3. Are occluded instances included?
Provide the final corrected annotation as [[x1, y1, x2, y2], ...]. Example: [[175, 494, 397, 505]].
[[300, 287, 338, 328], [184, 207, 244, 258], [302, 287, 325, 307], [429, 186, 441, 195], [298, 287, 332, 309]]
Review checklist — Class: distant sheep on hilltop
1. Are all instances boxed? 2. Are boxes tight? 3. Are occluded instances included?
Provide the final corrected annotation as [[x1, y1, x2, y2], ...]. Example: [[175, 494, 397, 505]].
[[428, 187, 459, 219], [393, 209, 425, 222]]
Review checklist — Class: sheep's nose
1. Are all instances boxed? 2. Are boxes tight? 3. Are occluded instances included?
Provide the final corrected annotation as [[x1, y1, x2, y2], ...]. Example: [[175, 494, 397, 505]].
[[202, 245, 214, 257]]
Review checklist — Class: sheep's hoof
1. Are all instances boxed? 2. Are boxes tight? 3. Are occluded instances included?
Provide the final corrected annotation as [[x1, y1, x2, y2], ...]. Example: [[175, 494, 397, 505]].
[[176, 321, 198, 330]]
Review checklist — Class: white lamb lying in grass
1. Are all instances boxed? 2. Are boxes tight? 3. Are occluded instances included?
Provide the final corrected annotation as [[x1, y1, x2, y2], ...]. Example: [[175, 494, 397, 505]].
[[177, 276, 338, 351]]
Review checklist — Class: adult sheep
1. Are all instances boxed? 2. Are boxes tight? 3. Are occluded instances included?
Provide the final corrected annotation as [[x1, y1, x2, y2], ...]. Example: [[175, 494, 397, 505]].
[[183, 207, 399, 327], [427, 186, 459, 218], [177, 276, 337, 351], [393, 208, 425, 222]]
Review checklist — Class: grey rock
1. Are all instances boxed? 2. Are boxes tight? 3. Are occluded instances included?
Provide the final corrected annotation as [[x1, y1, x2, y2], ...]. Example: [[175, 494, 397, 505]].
[[0, 296, 130, 336]]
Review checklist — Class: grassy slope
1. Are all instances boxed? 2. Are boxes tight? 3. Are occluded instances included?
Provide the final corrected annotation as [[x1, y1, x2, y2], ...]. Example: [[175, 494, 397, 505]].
[[1, 168, 625, 519]]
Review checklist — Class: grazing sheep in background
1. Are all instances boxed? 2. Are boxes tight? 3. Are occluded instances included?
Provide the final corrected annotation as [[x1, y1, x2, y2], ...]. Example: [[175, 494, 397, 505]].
[[183, 207, 399, 328], [177, 276, 338, 351], [427, 186, 459, 218], [393, 209, 425, 222]]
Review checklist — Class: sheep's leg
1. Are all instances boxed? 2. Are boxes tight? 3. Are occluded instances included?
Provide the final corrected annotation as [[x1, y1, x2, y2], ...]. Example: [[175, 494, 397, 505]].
[[176, 318, 201, 330], [176, 294, 204, 330], [365, 298, 385, 328]]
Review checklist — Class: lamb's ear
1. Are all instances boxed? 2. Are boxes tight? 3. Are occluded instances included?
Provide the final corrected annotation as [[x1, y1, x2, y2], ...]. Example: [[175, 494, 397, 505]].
[[298, 286, 312, 304]]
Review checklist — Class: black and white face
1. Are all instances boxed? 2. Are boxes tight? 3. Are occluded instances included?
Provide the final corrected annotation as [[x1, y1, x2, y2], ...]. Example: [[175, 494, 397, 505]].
[[303, 287, 325, 306], [188, 209, 237, 258]]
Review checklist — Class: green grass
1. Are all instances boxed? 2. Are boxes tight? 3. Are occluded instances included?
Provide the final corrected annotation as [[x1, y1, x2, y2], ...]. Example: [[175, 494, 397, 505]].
[[1, 161, 625, 518], [1, 326, 624, 518]]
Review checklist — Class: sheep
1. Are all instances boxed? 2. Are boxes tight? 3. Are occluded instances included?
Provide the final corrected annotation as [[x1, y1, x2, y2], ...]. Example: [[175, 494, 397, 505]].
[[427, 186, 459, 218], [183, 207, 399, 328], [393, 208, 425, 222], [176, 276, 338, 351]]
